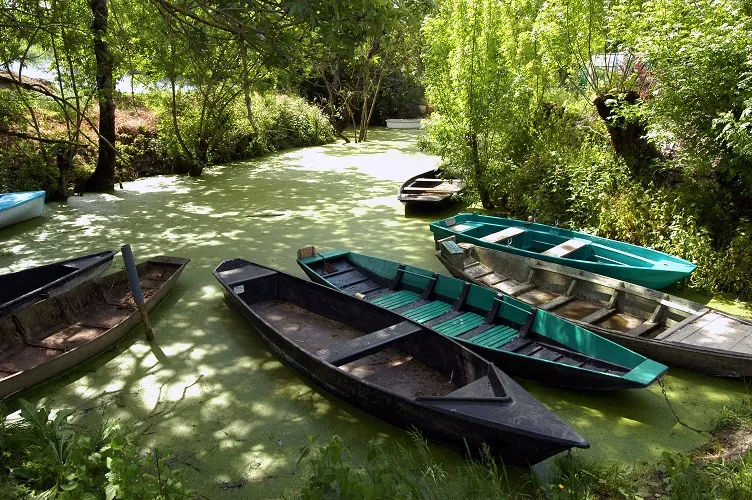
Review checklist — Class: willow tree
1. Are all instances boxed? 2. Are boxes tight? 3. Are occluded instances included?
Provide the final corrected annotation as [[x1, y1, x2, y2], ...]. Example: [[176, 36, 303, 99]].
[[422, 0, 538, 208]]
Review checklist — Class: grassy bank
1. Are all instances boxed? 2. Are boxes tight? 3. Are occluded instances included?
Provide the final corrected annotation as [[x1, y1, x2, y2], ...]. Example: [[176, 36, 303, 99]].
[[295, 395, 752, 499]]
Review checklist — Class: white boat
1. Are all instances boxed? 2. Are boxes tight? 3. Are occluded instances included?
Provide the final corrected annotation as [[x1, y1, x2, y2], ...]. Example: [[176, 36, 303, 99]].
[[385, 118, 422, 129], [0, 191, 45, 229]]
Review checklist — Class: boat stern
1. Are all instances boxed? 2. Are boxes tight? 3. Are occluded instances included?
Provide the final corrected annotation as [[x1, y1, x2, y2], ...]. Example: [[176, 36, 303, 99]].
[[622, 359, 669, 387]]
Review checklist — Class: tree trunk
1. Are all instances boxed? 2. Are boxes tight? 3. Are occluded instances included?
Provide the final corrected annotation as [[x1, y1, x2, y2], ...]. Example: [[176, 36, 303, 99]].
[[593, 91, 661, 175], [54, 145, 73, 201], [85, 0, 116, 192], [240, 41, 257, 132], [469, 132, 494, 209]]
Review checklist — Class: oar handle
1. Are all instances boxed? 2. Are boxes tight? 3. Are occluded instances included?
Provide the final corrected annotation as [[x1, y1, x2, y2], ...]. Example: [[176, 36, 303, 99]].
[[121, 244, 154, 341]]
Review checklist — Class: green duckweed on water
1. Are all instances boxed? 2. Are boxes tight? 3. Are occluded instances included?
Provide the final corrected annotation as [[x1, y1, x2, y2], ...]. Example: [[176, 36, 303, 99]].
[[0, 128, 748, 498]]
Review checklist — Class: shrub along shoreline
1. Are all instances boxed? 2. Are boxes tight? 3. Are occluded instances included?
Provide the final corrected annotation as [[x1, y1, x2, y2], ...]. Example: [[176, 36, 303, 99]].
[[0, 90, 335, 201]]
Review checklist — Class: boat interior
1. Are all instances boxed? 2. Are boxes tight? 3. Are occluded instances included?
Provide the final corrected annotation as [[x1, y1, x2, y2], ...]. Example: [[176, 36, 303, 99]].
[[216, 261, 509, 401], [302, 254, 634, 377], [0, 258, 183, 380], [441, 240, 696, 339], [447, 221, 657, 268]]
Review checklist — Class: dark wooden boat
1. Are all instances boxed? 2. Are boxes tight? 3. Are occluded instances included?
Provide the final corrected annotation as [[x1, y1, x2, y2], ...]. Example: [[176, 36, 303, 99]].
[[0, 256, 189, 399], [398, 169, 464, 208], [214, 258, 588, 464], [297, 249, 667, 390], [435, 237, 752, 377], [0, 250, 118, 316]]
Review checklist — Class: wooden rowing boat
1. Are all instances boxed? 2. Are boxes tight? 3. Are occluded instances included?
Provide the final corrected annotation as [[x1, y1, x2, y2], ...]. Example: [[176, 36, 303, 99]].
[[0, 250, 118, 316], [0, 191, 45, 229], [214, 258, 589, 464], [0, 256, 189, 399], [430, 213, 696, 289], [435, 238, 752, 377], [398, 169, 464, 208], [297, 248, 667, 390]]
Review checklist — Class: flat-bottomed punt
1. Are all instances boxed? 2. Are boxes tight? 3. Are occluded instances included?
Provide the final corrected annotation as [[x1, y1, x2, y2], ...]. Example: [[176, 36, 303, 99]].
[[398, 169, 464, 208], [0, 250, 118, 316], [215, 258, 588, 464], [0, 256, 189, 399], [0, 191, 45, 229], [436, 238, 752, 377], [430, 213, 696, 289], [297, 249, 667, 390]]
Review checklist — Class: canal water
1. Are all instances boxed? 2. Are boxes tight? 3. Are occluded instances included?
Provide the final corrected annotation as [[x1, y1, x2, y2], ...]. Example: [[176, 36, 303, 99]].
[[0, 128, 747, 497]]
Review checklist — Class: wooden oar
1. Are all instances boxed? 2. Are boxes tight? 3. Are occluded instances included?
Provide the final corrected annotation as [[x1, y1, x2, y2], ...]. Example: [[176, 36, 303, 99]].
[[121, 244, 154, 340]]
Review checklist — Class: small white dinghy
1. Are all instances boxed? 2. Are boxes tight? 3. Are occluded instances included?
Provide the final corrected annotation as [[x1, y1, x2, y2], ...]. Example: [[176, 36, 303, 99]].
[[385, 118, 422, 129], [0, 191, 45, 229]]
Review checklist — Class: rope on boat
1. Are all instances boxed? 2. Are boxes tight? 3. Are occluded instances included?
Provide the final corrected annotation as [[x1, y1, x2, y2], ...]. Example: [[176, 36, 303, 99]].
[[658, 378, 708, 435]]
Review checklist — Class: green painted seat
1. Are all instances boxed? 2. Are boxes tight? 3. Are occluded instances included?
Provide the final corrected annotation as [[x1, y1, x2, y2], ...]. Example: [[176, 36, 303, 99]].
[[403, 301, 452, 323], [467, 325, 518, 348], [434, 312, 484, 338], [370, 290, 420, 310]]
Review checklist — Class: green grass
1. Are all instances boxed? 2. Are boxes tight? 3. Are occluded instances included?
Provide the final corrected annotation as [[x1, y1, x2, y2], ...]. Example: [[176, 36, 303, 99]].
[[713, 396, 752, 430], [297, 432, 527, 499]]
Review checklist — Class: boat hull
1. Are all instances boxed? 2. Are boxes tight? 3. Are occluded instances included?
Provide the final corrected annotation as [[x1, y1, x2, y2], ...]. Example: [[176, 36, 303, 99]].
[[437, 243, 752, 377], [0, 250, 118, 316], [0, 191, 45, 229], [385, 118, 422, 129], [398, 169, 463, 209], [297, 250, 666, 390], [215, 260, 588, 464], [0, 256, 189, 399], [430, 214, 696, 289]]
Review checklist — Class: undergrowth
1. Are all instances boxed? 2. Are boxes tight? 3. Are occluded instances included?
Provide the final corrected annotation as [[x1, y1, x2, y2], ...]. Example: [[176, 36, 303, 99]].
[[298, 394, 752, 499], [297, 431, 524, 499], [0, 399, 190, 499]]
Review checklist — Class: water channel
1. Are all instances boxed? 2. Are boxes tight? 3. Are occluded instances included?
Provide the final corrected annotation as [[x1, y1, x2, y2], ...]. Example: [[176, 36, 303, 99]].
[[0, 128, 747, 497]]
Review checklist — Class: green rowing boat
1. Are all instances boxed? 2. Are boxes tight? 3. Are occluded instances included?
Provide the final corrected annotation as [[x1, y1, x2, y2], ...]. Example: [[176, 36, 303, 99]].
[[297, 247, 668, 390], [429, 213, 696, 289]]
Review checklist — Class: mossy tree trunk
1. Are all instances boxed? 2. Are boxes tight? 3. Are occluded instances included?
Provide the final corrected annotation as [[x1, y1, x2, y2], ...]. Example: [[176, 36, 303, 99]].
[[85, 0, 116, 192]]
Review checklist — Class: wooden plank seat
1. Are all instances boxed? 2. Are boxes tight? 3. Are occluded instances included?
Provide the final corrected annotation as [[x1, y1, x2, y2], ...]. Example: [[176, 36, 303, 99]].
[[542, 238, 590, 258], [481, 227, 525, 243], [315, 321, 423, 366], [402, 185, 462, 193], [414, 178, 462, 184]]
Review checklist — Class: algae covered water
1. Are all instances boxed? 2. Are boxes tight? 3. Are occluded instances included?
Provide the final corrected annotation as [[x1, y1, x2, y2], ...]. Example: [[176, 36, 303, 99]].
[[0, 129, 747, 497]]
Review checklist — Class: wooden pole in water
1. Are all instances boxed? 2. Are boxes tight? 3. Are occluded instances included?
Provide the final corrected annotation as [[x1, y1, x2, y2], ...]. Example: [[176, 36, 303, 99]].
[[121, 244, 154, 341]]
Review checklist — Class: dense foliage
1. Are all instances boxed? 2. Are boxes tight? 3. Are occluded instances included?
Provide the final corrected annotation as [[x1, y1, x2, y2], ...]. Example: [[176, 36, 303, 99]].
[[0, 400, 190, 499], [421, 0, 752, 298]]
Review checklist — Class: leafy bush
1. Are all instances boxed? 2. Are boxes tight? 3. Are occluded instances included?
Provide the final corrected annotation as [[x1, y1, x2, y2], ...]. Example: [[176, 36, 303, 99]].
[[374, 73, 425, 122], [155, 91, 334, 171], [0, 400, 190, 499], [297, 432, 518, 499]]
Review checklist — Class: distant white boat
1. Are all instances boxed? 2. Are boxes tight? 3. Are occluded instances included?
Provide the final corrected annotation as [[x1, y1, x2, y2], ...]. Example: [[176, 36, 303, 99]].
[[0, 191, 45, 229], [385, 118, 422, 129]]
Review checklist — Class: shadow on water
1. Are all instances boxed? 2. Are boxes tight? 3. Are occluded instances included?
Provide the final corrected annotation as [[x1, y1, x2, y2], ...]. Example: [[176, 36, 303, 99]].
[[0, 127, 749, 497]]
